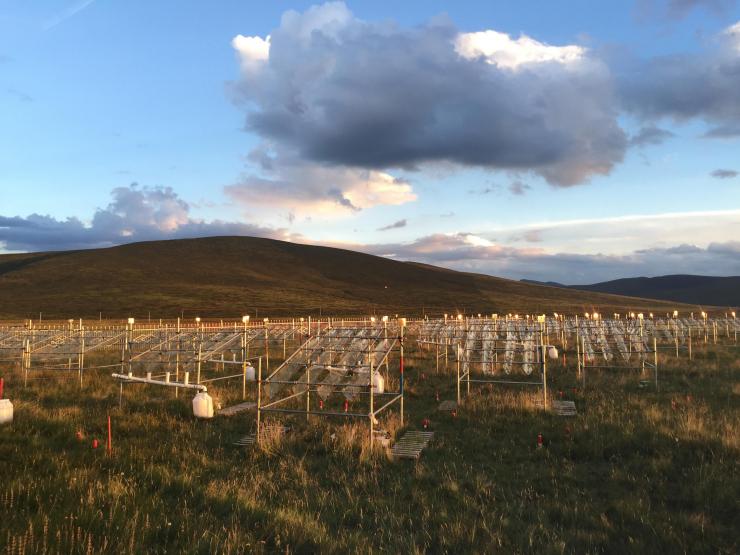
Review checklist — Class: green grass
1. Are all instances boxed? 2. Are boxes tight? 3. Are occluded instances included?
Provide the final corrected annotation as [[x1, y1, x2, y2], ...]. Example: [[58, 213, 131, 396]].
[[1, 342, 738, 553]]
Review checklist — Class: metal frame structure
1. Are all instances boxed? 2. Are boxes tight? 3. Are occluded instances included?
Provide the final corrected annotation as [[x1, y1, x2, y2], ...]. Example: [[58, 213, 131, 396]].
[[257, 318, 407, 445], [419, 316, 549, 407]]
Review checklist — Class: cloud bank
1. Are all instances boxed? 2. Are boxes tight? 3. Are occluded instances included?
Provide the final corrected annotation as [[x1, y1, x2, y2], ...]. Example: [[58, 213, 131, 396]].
[[361, 234, 740, 284], [0, 185, 291, 252]]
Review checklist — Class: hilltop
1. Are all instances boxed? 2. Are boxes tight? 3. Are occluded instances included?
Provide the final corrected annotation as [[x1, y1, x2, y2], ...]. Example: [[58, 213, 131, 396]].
[[0, 236, 699, 319]]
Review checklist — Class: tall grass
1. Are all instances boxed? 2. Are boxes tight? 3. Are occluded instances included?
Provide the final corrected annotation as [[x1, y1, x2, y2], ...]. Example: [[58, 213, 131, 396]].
[[1, 342, 738, 553]]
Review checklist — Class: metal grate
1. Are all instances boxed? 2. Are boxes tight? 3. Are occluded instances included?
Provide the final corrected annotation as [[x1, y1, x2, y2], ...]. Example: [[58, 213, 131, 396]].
[[391, 430, 435, 460], [551, 400, 577, 416], [233, 424, 288, 446]]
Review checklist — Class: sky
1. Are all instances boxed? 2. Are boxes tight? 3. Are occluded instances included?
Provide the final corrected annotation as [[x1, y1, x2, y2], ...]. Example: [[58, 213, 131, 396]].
[[1, 0, 739, 284]]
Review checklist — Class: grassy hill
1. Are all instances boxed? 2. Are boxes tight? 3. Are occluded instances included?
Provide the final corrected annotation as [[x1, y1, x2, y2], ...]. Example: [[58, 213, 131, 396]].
[[570, 274, 740, 308], [0, 236, 702, 319]]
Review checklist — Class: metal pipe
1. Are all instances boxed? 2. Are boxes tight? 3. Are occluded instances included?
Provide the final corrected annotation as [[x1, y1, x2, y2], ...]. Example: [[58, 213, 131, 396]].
[[111, 373, 206, 391]]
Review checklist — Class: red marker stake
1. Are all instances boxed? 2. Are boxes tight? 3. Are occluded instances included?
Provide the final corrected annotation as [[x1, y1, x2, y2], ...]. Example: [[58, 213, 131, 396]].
[[107, 415, 112, 455], [92, 439, 99, 449], [537, 433, 544, 449]]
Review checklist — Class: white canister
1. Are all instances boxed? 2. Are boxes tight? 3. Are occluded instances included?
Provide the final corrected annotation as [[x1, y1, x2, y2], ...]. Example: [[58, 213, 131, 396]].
[[192, 392, 214, 419], [0, 399, 13, 425]]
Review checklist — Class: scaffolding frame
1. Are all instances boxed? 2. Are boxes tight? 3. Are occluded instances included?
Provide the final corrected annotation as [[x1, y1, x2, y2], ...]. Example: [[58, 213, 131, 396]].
[[257, 319, 407, 445]]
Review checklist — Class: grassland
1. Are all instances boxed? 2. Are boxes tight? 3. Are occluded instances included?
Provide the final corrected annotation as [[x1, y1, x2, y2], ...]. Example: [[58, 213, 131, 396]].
[[1, 338, 738, 554], [0, 236, 704, 320]]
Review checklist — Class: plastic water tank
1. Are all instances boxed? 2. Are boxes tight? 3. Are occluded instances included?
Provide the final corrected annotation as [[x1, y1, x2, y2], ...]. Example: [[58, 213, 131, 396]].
[[245, 364, 256, 382], [192, 392, 214, 419], [372, 372, 385, 394], [548, 346, 559, 360], [0, 399, 13, 425]]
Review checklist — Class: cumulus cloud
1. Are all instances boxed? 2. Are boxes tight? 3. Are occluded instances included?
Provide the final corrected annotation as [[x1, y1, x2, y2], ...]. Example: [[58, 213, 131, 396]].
[[230, 2, 627, 188], [0, 184, 292, 252], [619, 20, 740, 131], [377, 219, 407, 231], [711, 168, 739, 178]]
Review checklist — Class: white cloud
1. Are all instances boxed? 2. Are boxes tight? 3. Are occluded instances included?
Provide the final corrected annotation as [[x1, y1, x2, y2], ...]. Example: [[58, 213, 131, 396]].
[[226, 148, 416, 219], [454, 30, 585, 69], [232, 34, 270, 72]]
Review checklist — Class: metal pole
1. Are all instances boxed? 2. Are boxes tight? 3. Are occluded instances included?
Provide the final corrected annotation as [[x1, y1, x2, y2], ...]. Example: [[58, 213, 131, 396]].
[[196, 343, 202, 384], [541, 330, 548, 410], [399, 324, 404, 425], [256, 357, 262, 445], [369, 361, 374, 447], [653, 336, 658, 391], [242, 356, 247, 401], [689, 327, 692, 360], [456, 343, 461, 406], [306, 361, 311, 422], [175, 338, 180, 399], [674, 319, 679, 358], [78, 329, 85, 388]]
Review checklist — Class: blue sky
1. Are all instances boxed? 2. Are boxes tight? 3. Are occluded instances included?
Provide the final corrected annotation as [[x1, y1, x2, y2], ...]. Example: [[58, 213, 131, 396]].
[[1, 0, 739, 283]]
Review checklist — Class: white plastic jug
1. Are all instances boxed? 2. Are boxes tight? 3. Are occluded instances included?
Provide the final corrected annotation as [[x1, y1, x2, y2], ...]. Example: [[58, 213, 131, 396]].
[[245, 365, 256, 382], [548, 346, 559, 360], [372, 372, 385, 394], [192, 392, 214, 419], [0, 399, 13, 425]]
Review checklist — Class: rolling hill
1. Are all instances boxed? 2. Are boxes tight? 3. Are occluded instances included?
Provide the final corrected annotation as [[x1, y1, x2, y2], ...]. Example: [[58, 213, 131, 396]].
[[0, 236, 706, 319], [569, 275, 740, 308], [522, 275, 739, 307]]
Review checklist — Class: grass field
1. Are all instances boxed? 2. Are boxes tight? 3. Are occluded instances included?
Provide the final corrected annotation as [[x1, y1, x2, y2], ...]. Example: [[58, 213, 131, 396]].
[[1, 341, 738, 554]]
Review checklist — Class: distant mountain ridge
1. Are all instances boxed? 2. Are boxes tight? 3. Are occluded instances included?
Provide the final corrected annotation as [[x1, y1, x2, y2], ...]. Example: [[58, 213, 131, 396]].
[[521, 275, 740, 307]]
